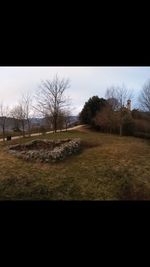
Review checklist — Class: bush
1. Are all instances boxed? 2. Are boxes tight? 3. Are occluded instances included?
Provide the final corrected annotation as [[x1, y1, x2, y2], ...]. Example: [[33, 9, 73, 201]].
[[133, 132, 150, 139], [134, 119, 150, 134], [122, 120, 135, 136], [122, 113, 135, 136]]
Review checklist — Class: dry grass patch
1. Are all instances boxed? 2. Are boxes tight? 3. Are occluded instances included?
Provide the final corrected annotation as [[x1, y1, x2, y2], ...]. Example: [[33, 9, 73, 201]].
[[0, 128, 150, 200]]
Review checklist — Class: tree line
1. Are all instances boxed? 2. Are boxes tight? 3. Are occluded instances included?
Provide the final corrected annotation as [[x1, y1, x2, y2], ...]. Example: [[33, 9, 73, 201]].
[[0, 74, 72, 140], [79, 81, 150, 138], [1, 74, 150, 140]]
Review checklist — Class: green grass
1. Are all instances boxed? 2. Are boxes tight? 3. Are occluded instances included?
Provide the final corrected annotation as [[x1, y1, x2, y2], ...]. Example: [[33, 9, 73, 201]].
[[0, 128, 150, 200]]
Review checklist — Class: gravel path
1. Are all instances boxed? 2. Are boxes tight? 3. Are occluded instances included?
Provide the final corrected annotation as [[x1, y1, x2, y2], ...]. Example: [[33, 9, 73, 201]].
[[0, 125, 85, 142]]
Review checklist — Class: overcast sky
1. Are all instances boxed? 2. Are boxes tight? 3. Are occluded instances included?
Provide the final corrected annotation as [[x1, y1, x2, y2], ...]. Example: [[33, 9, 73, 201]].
[[0, 66, 150, 115]]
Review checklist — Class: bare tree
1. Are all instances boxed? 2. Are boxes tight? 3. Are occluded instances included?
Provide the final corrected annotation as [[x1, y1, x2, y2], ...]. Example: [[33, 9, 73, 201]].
[[0, 103, 9, 141], [105, 86, 120, 110], [10, 92, 33, 137], [57, 110, 65, 132], [34, 74, 70, 133], [11, 105, 26, 137], [105, 85, 133, 136], [94, 104, 121, 134], [105, 85, 133, 110], [139, 80, 150, 112], [63, 109, 72, 131], [57, 109, 72, 132], [21, 92, 33, 136]]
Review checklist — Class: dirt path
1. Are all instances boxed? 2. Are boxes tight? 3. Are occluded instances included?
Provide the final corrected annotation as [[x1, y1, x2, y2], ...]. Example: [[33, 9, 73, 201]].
[[0, 124, 86, 142]]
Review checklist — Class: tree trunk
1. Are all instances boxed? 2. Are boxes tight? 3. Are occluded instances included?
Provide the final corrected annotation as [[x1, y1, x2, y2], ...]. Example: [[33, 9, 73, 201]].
[[119, 124, 122, 136], [22, 121, 25, 137], [27, 119, 31, 136], [53, 115, 57, 133], [65, 122, 67, 132], [2, 118, 6, 141], [2, 125, 5, 141]]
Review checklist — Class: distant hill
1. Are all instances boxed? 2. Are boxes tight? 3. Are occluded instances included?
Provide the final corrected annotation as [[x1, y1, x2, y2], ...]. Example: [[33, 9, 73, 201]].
[[0, 116, 79, 132], [31, 116, 79, 126], [0, 117, 15, 132], [68, 116, 79, 124]]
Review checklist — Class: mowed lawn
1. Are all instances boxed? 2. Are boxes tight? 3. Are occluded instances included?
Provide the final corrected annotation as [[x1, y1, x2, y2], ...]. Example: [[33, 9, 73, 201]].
[[0, 127, 150, 200]]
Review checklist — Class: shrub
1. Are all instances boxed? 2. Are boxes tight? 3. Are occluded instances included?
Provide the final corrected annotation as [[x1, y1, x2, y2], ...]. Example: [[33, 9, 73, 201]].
[[133, 132, 150, 139], [122, 120, 135, 136], [134, 119, 150, 134], [121, 113, 135, 136]]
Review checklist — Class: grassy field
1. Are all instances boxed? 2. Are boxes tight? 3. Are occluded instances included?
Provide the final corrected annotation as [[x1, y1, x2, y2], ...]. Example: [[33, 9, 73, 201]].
[[0, 126, 150, 200]]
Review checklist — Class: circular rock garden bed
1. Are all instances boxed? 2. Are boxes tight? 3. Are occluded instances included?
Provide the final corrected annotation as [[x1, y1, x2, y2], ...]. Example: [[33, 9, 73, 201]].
[[7, 138, 81, 162]]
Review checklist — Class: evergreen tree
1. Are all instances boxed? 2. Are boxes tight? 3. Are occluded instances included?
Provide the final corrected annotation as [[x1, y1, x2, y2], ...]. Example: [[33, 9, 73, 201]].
[[79, 96, 107, 126]]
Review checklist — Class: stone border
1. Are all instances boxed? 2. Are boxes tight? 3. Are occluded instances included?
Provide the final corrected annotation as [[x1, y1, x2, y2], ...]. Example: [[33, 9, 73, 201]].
[[8, 138, 81, 162]]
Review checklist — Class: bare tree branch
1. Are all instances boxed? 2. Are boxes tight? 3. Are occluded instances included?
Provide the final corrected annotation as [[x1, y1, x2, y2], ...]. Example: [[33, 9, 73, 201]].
[[0, 102, 9, 141], [139, 80, 150, 112], [34, 74, 71, 132]]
